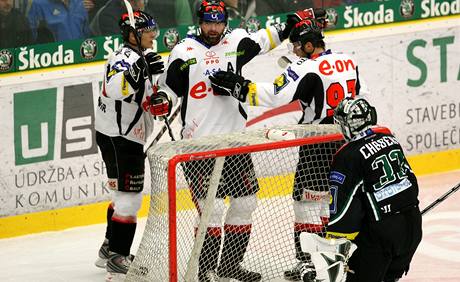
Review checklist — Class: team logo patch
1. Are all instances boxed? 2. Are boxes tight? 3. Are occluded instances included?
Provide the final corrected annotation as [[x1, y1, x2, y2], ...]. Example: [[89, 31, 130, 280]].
[[180, 58, 197, 71], [107, 178, 118, 190], [0, 49, 13, 72], [245, 18, 261, 33], [286, 67, 299, 81], [326, 9, 338, 27], [273, 73, 289, 94], [330, 171, 346, 184], [400, 0, 415, 18], [80, 39, 97, 60], [163, 28, 180, 50], [330, 186, 338, 215], [204, 50, 219, 65]]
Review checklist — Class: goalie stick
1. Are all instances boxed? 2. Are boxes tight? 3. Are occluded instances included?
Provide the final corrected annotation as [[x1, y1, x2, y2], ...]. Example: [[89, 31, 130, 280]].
[[123, 0, 175, 141], [421, 181, 460, 216]]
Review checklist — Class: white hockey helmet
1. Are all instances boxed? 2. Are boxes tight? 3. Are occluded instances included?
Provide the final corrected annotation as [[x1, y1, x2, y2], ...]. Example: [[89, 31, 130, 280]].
[[334, 97, 377, 141]]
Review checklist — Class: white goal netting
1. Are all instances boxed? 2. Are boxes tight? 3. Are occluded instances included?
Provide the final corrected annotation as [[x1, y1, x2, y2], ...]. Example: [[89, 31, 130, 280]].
[[126, 124, 344, 282]]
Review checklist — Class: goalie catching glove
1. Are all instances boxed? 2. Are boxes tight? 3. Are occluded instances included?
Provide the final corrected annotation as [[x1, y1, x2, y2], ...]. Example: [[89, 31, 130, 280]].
[[209, 71, 251, 102], [125, 52, 165, 89]]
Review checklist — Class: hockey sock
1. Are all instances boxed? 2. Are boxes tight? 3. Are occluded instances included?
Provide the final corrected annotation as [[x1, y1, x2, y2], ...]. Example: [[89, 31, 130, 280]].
[[294, 223, 324, 261], [105, 203, 114, 240], [218, 224, 252, 273], [198, 227, 222, 274], [109, 217, 137, 256]]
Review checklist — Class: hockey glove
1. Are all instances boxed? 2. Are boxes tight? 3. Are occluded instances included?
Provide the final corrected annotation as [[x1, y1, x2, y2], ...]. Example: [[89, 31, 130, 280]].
[[282, 8, 327, 40], [144, 52, 165, 75], [149, 91, 171, 118], [209, 71, 250, 103], [124, 53, 164, 90]]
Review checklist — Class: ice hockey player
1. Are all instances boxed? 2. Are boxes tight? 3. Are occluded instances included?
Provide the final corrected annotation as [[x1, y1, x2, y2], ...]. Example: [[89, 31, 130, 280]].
[[207, 16, 366, 281], [148, 1, 306, 281], [298, 97, 422, 282], [94, 10, 164, 282]]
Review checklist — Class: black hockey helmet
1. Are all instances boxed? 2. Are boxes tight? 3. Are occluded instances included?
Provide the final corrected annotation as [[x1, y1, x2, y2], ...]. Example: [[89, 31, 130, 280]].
[[197, 0, 228, 23], [334, 97, 377, 141], [119, 10, 159, 42], [289, 18, 324, 46]]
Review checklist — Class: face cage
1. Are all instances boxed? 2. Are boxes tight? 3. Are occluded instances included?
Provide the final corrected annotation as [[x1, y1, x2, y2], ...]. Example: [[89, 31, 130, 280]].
[[137, 19, 159, 39], [334, 116, 353, 141]]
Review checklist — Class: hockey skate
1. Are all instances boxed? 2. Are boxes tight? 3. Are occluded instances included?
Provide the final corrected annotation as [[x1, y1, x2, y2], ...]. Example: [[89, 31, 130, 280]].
[[105, 252, 134, 282], [283, 261, 304, 281], [198, 270, 219, 282], [217, 265, 262, 282], [95, 239, 110, 268]]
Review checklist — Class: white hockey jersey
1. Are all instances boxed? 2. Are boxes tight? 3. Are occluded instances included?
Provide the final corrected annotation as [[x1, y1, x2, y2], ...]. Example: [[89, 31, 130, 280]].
[[248, 50, 363, 124], [161, 27, 282, 139], [95, 45, 155, 145]]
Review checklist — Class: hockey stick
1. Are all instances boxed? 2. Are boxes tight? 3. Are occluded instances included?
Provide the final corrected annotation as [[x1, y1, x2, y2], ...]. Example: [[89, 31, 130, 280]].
[[239, 0, 256, 28], [123, 0, 175, 141], [421, 181, 460, 216], [144, 104, 180, 151]]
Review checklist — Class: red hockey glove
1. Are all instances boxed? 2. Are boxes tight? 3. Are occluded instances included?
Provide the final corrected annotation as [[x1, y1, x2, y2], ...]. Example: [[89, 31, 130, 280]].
[[282, 8, 327, 40], [150, 91, 171, 118]]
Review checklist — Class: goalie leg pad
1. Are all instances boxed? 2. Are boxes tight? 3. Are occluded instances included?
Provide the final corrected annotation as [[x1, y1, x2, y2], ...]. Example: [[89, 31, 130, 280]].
[[225, 195, 257, 226], [299, 233, 357, 261], [294, 200, 323, 225], [112, 191, 143, 217], [301, 251, 346, 282]]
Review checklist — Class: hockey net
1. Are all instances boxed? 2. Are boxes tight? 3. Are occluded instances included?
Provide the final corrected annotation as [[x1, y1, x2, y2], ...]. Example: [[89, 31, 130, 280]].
[[126, 124, 345, 282]]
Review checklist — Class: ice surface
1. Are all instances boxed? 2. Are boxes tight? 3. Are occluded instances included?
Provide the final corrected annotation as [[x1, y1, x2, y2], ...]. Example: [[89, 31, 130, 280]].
[[1, 170, 459, 281]]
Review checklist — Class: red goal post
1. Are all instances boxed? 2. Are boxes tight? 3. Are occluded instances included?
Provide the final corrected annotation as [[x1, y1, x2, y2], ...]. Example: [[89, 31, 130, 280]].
[[126, 124, 345, 282]]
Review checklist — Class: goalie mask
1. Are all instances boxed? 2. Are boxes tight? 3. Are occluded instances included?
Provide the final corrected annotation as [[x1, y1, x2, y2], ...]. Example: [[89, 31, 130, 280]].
[[334, 98, 377, 141], [119, 10, 159, 42]]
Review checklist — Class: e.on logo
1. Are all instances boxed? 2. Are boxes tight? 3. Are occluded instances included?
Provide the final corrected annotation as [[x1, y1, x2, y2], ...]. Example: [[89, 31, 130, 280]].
[[319, 59, 356, 76], [190, 81, 215, 99], [13, 84, 98, 165]]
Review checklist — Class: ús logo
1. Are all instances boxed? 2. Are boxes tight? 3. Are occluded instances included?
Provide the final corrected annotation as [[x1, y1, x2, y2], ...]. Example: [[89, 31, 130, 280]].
[[14, 83, 98, 165]]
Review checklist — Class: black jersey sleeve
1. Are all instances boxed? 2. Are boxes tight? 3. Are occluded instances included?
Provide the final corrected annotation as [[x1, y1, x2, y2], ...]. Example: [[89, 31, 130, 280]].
[[235, 37, 262, 74], [293, 73, 328, 123], [326, 144, 365, 240], [165, 58, 189, 98]]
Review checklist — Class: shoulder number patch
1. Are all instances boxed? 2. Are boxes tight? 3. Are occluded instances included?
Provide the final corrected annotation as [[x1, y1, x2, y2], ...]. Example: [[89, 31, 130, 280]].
[[330, 171, 346, 184]]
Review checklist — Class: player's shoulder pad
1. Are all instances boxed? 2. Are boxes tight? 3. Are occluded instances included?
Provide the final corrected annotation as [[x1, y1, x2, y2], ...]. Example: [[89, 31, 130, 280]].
[[168, 38, 195, 61], [289, 57, 317, 73], [108, 45, 139, 67], [228, 28, 250, 40]]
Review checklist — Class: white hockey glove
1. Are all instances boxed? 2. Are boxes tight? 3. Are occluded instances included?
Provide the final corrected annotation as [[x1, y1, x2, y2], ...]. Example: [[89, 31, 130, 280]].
[[209, 71, 251, 103]]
